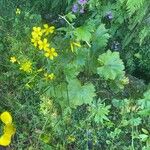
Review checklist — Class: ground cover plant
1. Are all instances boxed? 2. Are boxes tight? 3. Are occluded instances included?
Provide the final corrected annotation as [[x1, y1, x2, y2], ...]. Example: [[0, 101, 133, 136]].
[[0, 0, 150, 149]]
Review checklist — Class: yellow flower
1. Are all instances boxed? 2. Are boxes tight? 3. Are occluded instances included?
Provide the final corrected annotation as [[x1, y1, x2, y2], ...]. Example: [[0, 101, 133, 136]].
[[16, 8, 21, 15], [38, 38, 50, 51], [70, 41, 81, 52], [67, 135, 76, 143], [0, 112, 12, 125], [0, 111, 16, 146], [32, 27, 43, 37], [43, 24, 55, 35], [0, 133, 11, 146], [20, 61, 32, 73], [4, 124, 16, 136], [31, 35, 41, 47], [44, 73, 55, 80], [10, 56, 17, 63], [44, 48, 58, 60]]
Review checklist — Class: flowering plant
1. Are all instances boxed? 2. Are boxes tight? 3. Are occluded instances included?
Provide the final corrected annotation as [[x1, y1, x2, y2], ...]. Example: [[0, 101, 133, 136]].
[[0, 112, 16, 146], [0, 0, 150, 149]]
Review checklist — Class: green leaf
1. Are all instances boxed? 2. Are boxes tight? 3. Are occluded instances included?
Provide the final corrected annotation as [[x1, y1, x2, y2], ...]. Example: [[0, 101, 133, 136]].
[[91, 102, 111, 124], [144, 89, 150, 99], [120, 0, 145, 16], [139, 26, 150, 45], [112, 98, 129, 108], [129, 117, 142, 126], [74, 22, 94, 42], [92, 24, 110, 48], [66, 12, 76, 22], [138, 109, 150, 116], [110, 128, 121, 138], [75, 48, 88, 66], [45, 82, 67, 99], [64, 62, 81, 81], [142, 128, 149, 135], [52, 0, 60, 9], [126, 0, 145, 16], [68, 79, 96, 107], [139, 134, 149, 142], [138, 89, 150, 109], [97, 50, 125, 80], [44, 79, 95, 108], [64, 48, 88, 81]]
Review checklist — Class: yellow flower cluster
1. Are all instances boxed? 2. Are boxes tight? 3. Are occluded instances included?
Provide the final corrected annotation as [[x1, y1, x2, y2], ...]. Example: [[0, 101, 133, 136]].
[[44, 73, 55, 81], [10, 56, 17, 63], [10, 56, 32, 73], [67, 135, 76, 143], [19, 60, 32, 73], [0, 112, 16, 146], [44, 48, 58, 60], [31, 24, 58, 60]]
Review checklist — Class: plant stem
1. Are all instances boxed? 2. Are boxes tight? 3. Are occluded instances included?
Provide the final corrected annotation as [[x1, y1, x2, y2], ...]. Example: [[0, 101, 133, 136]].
[[131, 113, 135, 150], [36, 117, 49, 148], [58, 14, 91, 48]]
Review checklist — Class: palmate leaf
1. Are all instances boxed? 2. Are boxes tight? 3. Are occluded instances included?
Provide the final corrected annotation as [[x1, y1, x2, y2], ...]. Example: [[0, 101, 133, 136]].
[[68, 79, 96, 107], [91, 102, 111, 124], [45, 79, 96, 108], [74, 21, 95, 42], [97, 50, 125, 80], [74, 26, 92, 42]]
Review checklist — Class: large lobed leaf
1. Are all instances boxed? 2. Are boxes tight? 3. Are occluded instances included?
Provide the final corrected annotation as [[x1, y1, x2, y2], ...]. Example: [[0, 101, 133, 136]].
[[68, 79, 96, 107], [74, 21, 95, 42], [45, 79, 96, 108], [97, 50, 125, 80]]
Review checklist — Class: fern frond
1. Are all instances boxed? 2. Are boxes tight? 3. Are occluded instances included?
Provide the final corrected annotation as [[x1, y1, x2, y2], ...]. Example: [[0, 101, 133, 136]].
[[126, 0, 145, 15], [139, 26, 150, 45], [119, 0, 146, 16]]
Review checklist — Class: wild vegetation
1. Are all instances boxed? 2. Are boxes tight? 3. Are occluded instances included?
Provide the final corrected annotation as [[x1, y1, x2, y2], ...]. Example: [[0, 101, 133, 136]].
[[0, 0, 150, 149]]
